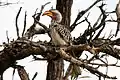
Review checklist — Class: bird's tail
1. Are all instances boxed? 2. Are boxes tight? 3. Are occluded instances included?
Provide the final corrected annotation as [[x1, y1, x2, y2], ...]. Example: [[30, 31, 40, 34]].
[[71, 64, 81, 80], [115, 23, 120, 37], [64, 63, 81, 80], [61, 49, 81, 80]]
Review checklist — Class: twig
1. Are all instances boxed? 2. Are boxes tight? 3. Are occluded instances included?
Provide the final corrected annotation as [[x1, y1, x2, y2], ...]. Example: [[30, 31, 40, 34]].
[[84, 16, 94, 42], [0, 73, 3, 80], [87, 55, 96, 63], [34, 19, 49, 31], [32, 72, 38, 80], [59, 48, 117, 79], [32, 55, 47, 60], [6, 31, 9, 43], [0, 1, 21, 6], [85, 16, 92, 29], [12, 68, 16, 80], [75, 3, 107, 44], [34, 2, 50, 23], [105, 19, 117, 22], [24, 2, 50, 39], [16, 7, 22, 39], [70, 0, 103, 31], [74, 19, 85, 26], [93, 14, 102, 28], [22, 11, 27, 37], [34, 28, 48, 34], [32, 2, 50, 22], [93, 3, 107, 40], [105, 11, 116, 14], [17, 65, 30, 80], [37, 2, 50, 21], [94, 23, 105, 39], [107, 30, 114, 39], [89, 63, 120, 67], [105, 56, 108, 80], [101, 45, 120, 60]]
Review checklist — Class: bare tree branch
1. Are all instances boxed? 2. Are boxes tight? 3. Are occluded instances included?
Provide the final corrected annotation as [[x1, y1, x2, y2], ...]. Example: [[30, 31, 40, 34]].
[[70, 0, 103, 31], [59, 48, 117, 79], [0, 1, 21, 6], [22, 11, 27, 37], [32, 72, 38, 80], [24, 2, 50, 39], [74, 3, 107, 45], [89, 63, 120, 67], [15, 7, 22, 39], [17, 65, 30, 80], [6, 31, 9, 43]]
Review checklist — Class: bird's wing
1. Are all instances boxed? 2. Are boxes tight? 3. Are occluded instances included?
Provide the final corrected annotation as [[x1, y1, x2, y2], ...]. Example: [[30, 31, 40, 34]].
[[55, 24, 72, 44]]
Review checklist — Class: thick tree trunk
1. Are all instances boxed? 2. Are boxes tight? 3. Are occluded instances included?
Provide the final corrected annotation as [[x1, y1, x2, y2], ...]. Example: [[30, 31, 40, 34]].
[[46, 0, 73, 80], [46, 58, 64, 80], [56, 0, 73, 29]]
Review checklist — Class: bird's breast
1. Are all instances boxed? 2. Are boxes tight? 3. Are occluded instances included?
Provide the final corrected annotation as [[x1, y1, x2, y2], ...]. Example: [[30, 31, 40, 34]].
[[50, 28, 68, 46]]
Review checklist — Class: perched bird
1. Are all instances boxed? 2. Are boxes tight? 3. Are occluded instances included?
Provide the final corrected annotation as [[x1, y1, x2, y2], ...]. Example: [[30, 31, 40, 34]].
[[42, 9, 72, 46], [42, 9, 81, 79], [115, 0, 120, 37]]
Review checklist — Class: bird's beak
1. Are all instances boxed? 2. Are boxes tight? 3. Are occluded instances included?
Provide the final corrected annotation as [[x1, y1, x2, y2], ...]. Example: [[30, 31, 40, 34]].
[[42, 11, 53, 17]]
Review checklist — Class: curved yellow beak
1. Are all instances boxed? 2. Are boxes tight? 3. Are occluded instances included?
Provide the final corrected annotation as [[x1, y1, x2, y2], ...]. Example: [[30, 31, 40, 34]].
[[42, 11, 53, 17]]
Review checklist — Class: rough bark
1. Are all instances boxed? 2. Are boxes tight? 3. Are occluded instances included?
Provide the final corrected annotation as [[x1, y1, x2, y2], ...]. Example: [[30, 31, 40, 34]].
[[46, 58, 64, 80], [56, 0, 73, 29], [0, 39, 45, 75]]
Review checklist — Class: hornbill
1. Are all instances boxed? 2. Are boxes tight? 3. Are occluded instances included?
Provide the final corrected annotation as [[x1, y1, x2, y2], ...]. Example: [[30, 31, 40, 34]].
[[42, 9, 81, 79]]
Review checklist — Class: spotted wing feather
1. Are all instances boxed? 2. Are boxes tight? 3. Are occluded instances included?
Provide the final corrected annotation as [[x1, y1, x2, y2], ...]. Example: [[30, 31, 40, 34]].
[[55, 23, 72, 45]]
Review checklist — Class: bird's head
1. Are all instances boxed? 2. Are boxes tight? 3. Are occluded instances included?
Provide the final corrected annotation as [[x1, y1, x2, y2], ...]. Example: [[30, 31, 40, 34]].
[[42, 9, 62, 23]]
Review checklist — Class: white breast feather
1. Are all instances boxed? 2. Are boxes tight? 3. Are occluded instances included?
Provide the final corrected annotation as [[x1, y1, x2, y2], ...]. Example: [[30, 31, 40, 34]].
[[51, 28, 67, 45]]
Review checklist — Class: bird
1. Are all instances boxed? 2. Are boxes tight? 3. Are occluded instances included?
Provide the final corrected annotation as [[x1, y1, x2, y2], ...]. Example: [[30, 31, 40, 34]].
[[42, 9, 72, 46], [115, 0, 120, 37], [42, 9, 81, 79]]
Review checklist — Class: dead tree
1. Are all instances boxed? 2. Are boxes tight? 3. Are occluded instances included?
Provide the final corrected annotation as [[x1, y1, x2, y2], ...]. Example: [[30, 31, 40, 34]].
[[0, 0, 120, 80]]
